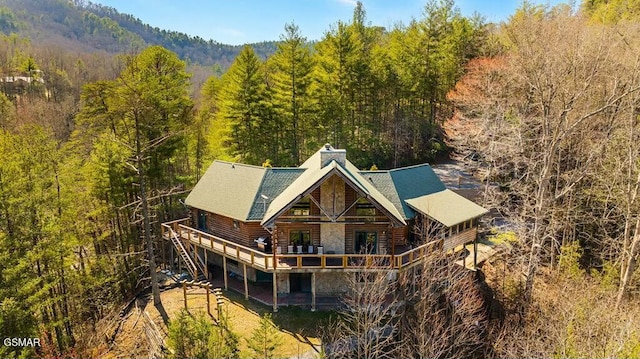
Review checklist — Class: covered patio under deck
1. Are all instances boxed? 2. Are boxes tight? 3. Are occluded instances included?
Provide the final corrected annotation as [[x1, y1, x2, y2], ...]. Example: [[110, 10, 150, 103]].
[[203, 265, 344, 310]]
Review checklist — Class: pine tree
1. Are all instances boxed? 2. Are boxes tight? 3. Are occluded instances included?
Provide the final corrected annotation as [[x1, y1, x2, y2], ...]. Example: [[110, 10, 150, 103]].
[[217, 45, 274, 165], [167, 309, 239, 359], [270, 22, 315, 165], [246, 313, 283, 359], [77, 45, 193, 306], [313, 20, 361, 152], [0, 126, 76, 355]]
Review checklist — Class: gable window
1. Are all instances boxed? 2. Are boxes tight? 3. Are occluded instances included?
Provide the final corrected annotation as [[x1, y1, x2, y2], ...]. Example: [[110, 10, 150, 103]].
[[290, 196, 310, 216], [290, 230, 311, 247], [355, 198, 376, 217]]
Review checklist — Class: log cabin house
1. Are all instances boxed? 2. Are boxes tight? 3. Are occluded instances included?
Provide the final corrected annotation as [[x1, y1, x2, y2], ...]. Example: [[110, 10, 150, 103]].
[[161, 144, 487, 311]]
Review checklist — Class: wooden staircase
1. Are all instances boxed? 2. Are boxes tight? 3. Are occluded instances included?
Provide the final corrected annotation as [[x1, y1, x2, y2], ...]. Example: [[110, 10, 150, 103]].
[[167, 227, 207, 281]]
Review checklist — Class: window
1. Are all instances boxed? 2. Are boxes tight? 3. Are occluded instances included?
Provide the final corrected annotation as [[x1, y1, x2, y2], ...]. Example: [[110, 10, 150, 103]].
[[290, 197, 310, 216], [355, 198, 376, 217], [233, 220, 240, 231], [460, 220, 474, 232], [290, 230, 311, 247], [355, 231, 377, 254]]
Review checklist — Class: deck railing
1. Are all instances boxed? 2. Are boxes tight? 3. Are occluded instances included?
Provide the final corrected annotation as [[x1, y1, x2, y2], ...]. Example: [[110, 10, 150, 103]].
[[161, 221, 275, 270], [161, 218, 435, 271]]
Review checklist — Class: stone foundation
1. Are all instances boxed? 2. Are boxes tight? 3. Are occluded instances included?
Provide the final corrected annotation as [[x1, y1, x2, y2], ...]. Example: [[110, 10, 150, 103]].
[[315, 272, 349, 295], [276, 272, 289, 294]]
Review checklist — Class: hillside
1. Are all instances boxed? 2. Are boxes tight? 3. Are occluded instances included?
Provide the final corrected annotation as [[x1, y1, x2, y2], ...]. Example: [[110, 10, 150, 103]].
[[3, 1, 640, 358], [0, 0, 277, 68]]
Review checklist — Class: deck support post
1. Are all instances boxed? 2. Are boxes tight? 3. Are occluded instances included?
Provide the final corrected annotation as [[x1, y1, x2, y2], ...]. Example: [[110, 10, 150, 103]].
[[170, 245, 174, 271], [192, 243, 198, 271], [272, 225, 278, 270], [473, 235, 478, 270], [311, 272, 316, 312], [161, 240, 166, 269], [204, 250, 209, 279], [272, 272, 278, 312], [223, 256, 228, 290], [390, 226, 395, 268], [193, 246, 199, 280], [243, 263, 249, 300], [182, 282, 187, 310], [206, 287, 211, 316]]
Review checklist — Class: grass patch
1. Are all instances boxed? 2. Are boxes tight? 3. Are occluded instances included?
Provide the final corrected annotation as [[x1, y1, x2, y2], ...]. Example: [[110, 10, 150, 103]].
[[219, 290, 334, 358], [149, 286, 335, 358]]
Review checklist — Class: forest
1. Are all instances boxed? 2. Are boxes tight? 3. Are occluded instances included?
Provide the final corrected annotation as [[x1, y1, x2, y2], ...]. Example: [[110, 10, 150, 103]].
[[1, 0, 640, 358], [0, 0, 278, 68]]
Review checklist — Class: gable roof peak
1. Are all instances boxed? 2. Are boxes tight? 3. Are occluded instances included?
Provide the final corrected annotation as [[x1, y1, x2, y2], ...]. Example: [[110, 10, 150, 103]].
[[260, 147, 407, 227]]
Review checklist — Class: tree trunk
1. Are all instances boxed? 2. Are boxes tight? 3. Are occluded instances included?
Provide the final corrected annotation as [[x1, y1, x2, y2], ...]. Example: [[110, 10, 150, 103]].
[[617, 216, 640, 307], [524, 145, 553, 304], [135, 111, 161, 306]]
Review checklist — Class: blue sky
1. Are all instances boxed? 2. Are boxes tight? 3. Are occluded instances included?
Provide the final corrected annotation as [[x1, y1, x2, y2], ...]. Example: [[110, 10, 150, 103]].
[[92, 0, 567, 45]]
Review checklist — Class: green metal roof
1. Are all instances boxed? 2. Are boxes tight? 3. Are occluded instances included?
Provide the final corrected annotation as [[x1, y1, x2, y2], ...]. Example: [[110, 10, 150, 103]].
[[389, 164, 446, 218], [361, 172, 402, 215], [361, 164, 446, 220], [247, 168, 305, 220], [186, 147, 486, 228], [185, 161, 266, 221], [405, 189, 489, 227]]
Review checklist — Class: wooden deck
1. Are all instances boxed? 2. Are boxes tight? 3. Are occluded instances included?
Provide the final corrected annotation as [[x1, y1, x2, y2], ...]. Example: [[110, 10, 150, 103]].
[[161, 218, 437, 273]]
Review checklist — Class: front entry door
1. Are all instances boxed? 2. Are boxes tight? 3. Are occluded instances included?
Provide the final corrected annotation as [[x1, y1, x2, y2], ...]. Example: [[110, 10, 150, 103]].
[[355, 231, 377, 254]]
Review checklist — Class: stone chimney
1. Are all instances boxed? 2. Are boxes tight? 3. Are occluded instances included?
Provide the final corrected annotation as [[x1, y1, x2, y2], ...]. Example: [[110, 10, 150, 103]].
[[320, 144, 346, 168]]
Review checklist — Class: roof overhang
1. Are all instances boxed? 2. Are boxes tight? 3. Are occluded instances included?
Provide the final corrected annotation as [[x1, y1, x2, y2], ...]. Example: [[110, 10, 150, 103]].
[[405, 189, 488, 227]]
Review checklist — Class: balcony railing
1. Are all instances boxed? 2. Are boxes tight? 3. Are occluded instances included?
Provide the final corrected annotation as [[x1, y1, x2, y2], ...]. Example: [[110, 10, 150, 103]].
[[161, 218, 435, 271]]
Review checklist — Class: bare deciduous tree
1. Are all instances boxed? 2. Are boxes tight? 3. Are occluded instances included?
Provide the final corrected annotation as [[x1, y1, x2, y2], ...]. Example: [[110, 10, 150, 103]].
[[324, 251, 493, 359], [397, 252, 491, 359], [448, 6, 640, 305], [323, 265, 401, 359]]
